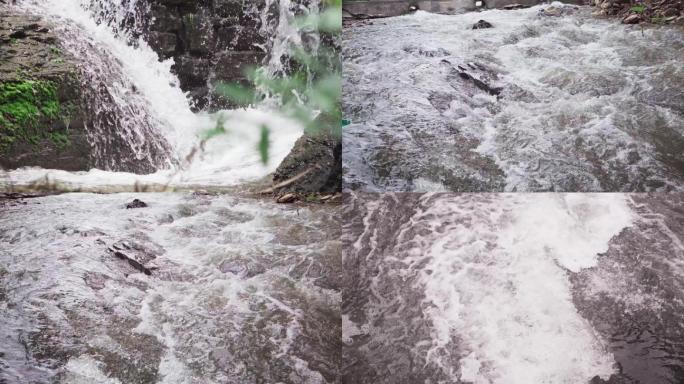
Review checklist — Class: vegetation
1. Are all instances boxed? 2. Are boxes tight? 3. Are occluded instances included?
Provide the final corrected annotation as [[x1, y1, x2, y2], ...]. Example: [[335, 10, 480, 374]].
[[0, 79, 70, 149], [210, 0, 342, 164], [630, 4, 646, 13]]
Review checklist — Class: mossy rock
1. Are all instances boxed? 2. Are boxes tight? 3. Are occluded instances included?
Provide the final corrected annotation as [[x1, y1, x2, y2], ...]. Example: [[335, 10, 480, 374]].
[[0, 79, 68, 148], [0, 8, 91, 171]]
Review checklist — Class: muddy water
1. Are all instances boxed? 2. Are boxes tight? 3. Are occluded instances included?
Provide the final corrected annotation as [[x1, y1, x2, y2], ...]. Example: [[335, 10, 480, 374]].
[[342, 4, 684, 192], [342, 193, 684, 384], [0, 193, 341, 383]]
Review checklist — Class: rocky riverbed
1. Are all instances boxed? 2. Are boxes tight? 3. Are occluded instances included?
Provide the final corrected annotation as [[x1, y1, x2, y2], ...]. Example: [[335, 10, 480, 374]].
[[0, 192, 341, 383]]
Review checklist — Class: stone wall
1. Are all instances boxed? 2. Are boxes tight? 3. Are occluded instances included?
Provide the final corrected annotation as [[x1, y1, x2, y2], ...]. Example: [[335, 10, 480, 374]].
[[143, 0, 275, 111]]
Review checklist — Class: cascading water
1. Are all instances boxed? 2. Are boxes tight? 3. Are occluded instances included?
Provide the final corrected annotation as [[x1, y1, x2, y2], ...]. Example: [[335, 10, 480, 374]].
[[2, 0, 309, 190], [342, 4, 684, 192], [262, 0, 321, 77], [0, 1, 341, 383], [342, 192, 684, 384]]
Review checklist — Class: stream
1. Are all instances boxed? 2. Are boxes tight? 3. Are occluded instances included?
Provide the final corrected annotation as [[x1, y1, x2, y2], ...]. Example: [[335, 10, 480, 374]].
[[342, 4, 684, 192], [342, 192, 684, 384], [0, 0, 341, 383], [1, 193, 340, 383]]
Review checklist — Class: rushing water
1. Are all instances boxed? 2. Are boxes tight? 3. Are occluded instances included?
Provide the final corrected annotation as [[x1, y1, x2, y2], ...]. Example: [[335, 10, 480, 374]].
[[0, 193, 341, 383], [0, 1, 341, 383], [342, 192, 684, 384], [342, 4, 684, 192], [4, 0, 305, 189]]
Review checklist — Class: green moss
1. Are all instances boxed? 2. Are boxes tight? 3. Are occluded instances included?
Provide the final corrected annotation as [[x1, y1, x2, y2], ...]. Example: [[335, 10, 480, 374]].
[[0, 79, 71, 149], [183, 13, 198, 29]]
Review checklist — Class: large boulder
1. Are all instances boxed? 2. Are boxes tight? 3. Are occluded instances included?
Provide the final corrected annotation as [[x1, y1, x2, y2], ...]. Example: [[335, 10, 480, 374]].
[[0, 9, 90, 171], [271, 114, 342, 194]]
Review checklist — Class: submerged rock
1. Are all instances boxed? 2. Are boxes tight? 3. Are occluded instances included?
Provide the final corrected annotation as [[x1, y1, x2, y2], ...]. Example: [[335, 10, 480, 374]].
[[108, 239, 164, 275], [472, 20, 494, 29], [218, 257, 266, 278], [125, 199, 148, 209]]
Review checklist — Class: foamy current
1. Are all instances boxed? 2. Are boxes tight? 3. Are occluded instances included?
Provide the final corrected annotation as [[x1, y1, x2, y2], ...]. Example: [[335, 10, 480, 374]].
[[343, 4, 684, 192], [0, 193, 341, 383], [342, 193, 684, 383]]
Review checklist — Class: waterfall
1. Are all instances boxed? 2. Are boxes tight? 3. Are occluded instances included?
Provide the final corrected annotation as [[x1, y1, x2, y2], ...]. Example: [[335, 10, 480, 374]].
[[262, 0, 321, 77], [6, 0, 308, 188]]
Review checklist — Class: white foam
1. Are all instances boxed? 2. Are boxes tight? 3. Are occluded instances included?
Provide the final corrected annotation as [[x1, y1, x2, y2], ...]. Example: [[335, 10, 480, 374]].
[[415, 194, 635, 383], [0, 109, 302, 190], [343, 3, 684, 191], [62, 355, 123, 384]]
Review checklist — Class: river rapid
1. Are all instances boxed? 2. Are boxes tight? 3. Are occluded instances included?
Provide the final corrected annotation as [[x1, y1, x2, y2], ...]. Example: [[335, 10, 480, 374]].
[[343, 192, 684, 384], [343, 4, 684, 192]]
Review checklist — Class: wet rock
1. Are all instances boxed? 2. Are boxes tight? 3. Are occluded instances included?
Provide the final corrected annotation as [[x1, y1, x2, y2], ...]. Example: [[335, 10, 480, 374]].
[[125, 199, 148, 209], [91, 316, 165, 383], [108, 239, 164, 275], [142, 0, 271, 111], [146, 31, 177, 56], [446, 60, 503, 97], [0, 9, 90, 171], [277, 193, 298, 203], [540, 6, 563, 16], [218, 258, 266, 278], [472, 20, 493, 29], [661, 7, 679, 16], [271, 113, 342, 194], [428, 91, 456, 113], [502, 3, 530, 9], [623, 13, 642, 23]]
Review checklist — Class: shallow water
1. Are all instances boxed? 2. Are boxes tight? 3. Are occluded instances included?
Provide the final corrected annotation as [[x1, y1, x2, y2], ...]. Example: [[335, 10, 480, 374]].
[[0, 193, 341, 383], [342, 4, 684, 192], [342, 192, 684, 383]]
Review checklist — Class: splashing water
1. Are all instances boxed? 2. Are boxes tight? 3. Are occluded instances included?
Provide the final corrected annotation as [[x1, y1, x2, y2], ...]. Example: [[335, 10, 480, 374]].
[[0, 193, 341, 383], [3, 0, 308, 190], [0, 2, 340, 383], [343, 4, 684, 192], [342, 192, 684, 384]]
